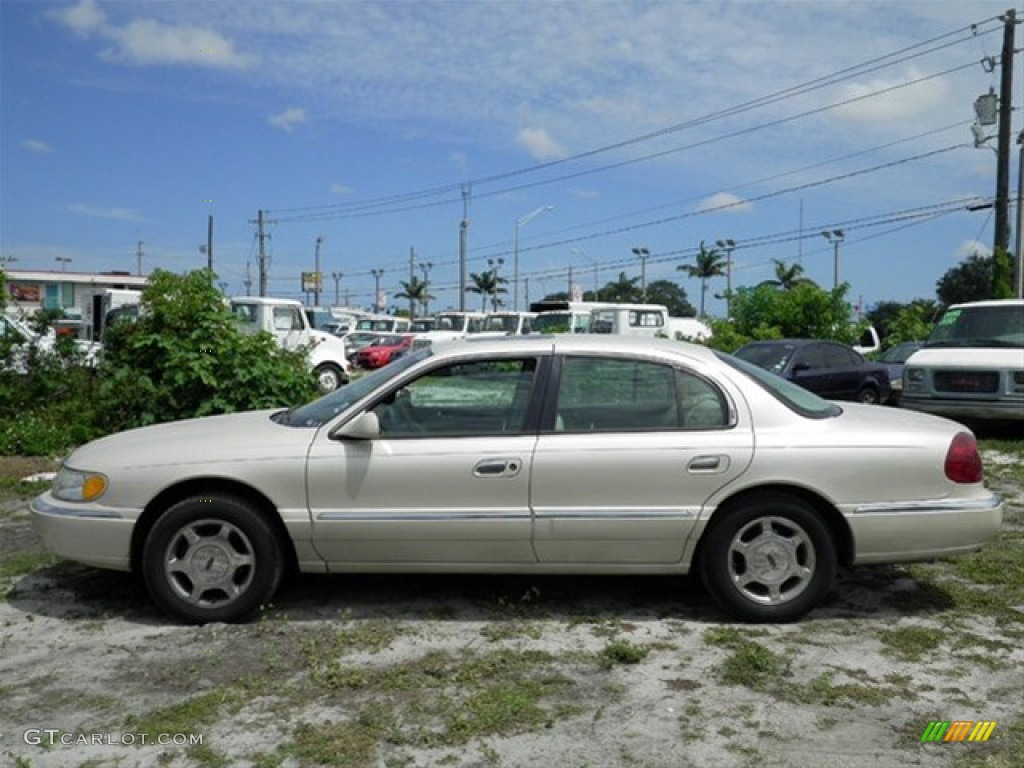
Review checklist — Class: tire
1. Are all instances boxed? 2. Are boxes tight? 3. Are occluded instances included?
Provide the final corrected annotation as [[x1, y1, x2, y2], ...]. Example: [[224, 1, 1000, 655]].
[[856, 387, 880, 405], [699, 493, 836, 623], [142, 494, 284, 624], [314, 363, 346, 394]]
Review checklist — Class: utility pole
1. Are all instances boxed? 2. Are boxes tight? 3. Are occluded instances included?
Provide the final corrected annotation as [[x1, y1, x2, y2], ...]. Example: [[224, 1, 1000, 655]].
[[994, 8, 1016, 256], [313, 236, 324, 306], [250, 209, 275, 297], [408, 246, 416, 318], [244, 261, 252, 296], [135, 240, 144, 276], [207, 215, 214, 272], [459, 183, 470, 312]]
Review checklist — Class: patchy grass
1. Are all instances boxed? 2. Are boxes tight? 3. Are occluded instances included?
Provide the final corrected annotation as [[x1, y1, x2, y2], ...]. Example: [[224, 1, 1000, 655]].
[[599, 640, 651, 669], [0, 550, 55, 582], [878, 625, 945, 662]]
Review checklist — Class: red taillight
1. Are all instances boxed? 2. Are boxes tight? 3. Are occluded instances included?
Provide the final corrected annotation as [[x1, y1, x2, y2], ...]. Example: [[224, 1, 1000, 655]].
[[944, 432, 983, 484]]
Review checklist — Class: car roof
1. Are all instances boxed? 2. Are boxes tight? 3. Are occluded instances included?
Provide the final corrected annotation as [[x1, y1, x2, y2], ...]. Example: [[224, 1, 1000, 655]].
[[430, 333, 719, 364]]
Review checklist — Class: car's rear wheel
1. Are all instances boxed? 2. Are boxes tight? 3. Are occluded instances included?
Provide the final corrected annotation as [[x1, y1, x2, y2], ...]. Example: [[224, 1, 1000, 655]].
[[142, 494, 284, 624], [314, 363, 346, 394], [699, 493, 836, 622]]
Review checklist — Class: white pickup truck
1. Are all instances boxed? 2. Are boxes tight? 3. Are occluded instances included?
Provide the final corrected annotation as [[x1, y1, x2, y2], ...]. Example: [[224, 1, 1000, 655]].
[[230, 297, 352, 394]]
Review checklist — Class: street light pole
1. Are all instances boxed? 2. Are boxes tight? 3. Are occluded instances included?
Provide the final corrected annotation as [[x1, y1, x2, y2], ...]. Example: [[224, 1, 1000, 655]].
[[371, 268, 384, 313], [331, 271, 343, 306], [631, 247, 650, 301], [513, 205, 553, 311], [418, 261, 433, 315], [1016, 130, 1024, 298], [821, 230, 845, 289], [715, 239, 736, 317], [313, 236, 324, 306], [56, 256, 72, 272]]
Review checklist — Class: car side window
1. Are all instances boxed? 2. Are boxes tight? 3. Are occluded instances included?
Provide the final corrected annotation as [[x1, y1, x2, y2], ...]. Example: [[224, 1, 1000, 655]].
[[679, 371, 729, 429], [554, 356, 681, 432], [373, 358, 538, 437], [824, 344, 857, 367], [795, 346, 828, 369]]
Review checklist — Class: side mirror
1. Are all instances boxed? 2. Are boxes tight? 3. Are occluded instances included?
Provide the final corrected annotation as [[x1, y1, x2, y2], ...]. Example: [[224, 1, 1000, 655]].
[[333, 411, 380, 440]]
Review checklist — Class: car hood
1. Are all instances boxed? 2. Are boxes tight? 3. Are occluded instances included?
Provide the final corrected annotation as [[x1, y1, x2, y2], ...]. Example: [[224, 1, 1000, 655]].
[[64, 409, 315, 471]]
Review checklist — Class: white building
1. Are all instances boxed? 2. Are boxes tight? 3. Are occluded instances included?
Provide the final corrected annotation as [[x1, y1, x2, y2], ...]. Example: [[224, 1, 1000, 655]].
[[3, 269, 148, 340]]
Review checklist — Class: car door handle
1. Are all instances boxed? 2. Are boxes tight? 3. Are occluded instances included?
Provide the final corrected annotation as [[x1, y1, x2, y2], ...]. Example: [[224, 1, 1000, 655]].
[[473, 458, 522, 478], [688, 455, 728, 473]]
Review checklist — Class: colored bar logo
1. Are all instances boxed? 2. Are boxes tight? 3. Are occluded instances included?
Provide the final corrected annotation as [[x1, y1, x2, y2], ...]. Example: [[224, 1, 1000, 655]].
[[921, 721, 997, 743]]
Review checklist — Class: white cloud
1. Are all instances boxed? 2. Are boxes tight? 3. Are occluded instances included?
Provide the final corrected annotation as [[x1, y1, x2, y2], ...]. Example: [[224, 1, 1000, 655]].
[[834, 67, 948, 123], [570, 188, 600, 200], [23, 139, 53, 154], [697, 192, 753, 214], [53, 0, 105, 36], [68, 203, 145, 222], [330, 183, 353, 196], [955, 239, 991, 259], [516, 128, 567, 161], [52, 0, 251, 70], [268, 107, 307, 133]]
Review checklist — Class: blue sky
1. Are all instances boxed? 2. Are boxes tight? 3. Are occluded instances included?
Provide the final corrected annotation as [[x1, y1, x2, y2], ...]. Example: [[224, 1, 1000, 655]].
[[1, 0, 1018, 315]]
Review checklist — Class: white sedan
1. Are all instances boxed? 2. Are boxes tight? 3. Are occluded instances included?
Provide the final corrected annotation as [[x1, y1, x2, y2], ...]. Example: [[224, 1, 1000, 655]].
[[31, 336, 1003, 624]]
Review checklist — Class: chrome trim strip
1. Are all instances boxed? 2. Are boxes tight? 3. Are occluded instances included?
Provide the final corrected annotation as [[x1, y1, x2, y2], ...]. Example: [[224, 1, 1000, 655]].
[[317, 512, 533, 522], [852, 493, 1002, 516], [30, 496, 124, 520], [317, 509, 701, 522]]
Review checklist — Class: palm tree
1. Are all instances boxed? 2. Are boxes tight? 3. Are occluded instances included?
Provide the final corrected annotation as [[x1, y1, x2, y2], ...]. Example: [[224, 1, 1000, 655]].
[[677, 241, 726, 316], [395, 276, 434, 316], [759, 259, 817, 291], [601, 272, 642, 303], [466, 269, 508, 311]]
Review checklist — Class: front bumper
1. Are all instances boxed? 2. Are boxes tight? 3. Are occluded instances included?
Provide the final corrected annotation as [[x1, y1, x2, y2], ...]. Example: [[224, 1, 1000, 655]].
[[30, 493, 137, 572], [900, 396, 1024, 421], [848, 493, 1004, 564]]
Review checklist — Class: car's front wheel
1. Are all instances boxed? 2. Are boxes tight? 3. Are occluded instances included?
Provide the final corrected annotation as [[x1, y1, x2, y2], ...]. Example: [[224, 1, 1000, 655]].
[[141, 494, 284, 624], [314, 363, 346, 394], [699, 493, 836, 622]]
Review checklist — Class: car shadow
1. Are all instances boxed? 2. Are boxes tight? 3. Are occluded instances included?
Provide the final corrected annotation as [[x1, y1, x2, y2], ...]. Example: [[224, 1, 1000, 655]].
[[7, 561, 956, 626]]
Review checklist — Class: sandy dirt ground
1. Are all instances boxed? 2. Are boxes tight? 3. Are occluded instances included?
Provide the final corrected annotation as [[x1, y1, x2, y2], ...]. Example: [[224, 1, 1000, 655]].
[[1, 453, 1021, 768]]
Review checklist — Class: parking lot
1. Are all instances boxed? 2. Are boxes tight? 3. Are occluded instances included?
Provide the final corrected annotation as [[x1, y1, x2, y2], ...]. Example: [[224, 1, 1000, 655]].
[[1, 446, 1021, 768]]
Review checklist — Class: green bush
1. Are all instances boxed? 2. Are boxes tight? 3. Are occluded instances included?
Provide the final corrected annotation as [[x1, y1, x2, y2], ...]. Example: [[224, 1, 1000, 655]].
[[0, 269, 319, 455], [94, 269, 317, 432]]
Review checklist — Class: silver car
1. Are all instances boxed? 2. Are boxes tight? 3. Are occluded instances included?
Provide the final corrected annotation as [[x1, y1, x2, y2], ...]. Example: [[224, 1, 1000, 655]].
[[31, 336, 1003, 624]]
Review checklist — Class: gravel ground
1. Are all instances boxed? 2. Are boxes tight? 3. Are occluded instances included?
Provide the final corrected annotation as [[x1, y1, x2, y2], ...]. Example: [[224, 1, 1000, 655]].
[[1, 453, 1021, 768]]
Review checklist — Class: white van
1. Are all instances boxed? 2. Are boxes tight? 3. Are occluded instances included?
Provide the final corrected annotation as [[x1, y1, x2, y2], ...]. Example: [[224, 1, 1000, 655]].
[[901, 299, 1024, 423]]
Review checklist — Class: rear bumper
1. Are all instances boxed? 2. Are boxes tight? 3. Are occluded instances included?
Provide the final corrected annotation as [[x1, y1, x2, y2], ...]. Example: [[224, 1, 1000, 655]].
[[848, 493, 1003, 564]]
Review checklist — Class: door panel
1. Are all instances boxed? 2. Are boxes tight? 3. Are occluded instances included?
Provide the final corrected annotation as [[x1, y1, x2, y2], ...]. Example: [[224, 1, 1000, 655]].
[[531, 355, 754, 564], [307, 435, 537, 564], [307, 356, 543, 565]]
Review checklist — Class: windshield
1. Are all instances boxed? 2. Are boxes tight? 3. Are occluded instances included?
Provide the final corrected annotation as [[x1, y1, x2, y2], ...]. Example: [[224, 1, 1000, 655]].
[[482, 316, 517, 332], [435, 314, 467, 332], [279, 348, 431, 427], [410, 319, 434, 332], [717, 352, 841, 419], [532, 313, 572, 333], [732, 343, 796, 374], [878, 342, 921, 363], [926, 305, 1024, 348]]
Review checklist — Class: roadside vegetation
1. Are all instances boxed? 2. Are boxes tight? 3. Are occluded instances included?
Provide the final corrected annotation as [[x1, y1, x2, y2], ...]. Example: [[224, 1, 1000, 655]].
[[1, 269, 316, 456]]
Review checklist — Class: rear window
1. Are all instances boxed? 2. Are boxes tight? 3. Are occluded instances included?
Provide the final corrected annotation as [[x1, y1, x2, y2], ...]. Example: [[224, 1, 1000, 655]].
[[717, 352, 841, 419]]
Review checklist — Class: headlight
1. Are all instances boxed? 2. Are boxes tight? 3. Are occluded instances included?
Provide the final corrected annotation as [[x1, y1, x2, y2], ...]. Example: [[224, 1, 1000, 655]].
[[907, 368, 924, 382], [52, 466, 108, 502]]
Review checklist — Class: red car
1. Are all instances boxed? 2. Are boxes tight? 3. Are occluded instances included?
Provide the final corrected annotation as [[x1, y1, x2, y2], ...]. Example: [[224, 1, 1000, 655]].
[[353, 334, 413, 369]]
